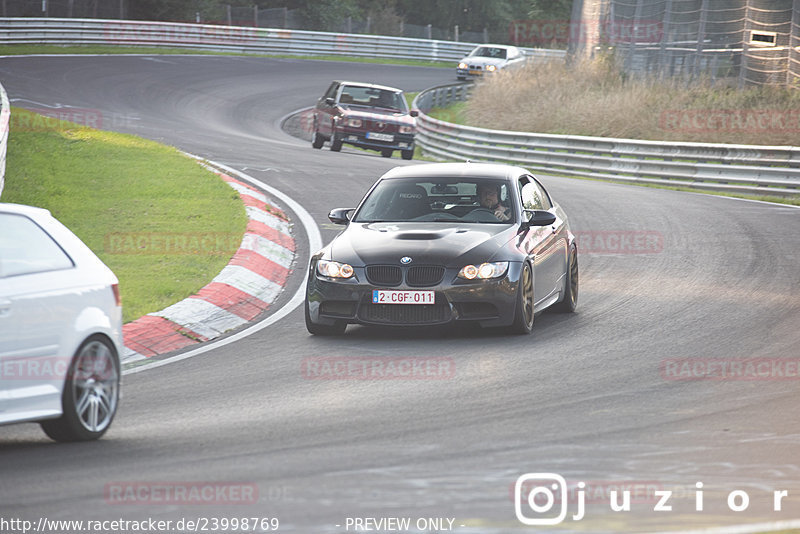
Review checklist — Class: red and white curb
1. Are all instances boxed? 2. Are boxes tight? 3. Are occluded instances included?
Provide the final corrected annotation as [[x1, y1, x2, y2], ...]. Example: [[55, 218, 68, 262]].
[[121, 171, 295, 364]]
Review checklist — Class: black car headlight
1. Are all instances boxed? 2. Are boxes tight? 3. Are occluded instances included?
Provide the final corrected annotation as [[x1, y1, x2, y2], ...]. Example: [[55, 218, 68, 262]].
[[346, 118, 362, 127], [317, 259, 354, 279], [458, 261, 509, 280]]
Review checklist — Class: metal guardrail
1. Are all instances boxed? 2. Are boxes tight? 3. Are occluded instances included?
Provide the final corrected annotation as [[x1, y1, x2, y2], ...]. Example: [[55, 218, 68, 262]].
[[0, 18, 566, 63], [413, 83, 800, 196], [0, 83, 9, 198]]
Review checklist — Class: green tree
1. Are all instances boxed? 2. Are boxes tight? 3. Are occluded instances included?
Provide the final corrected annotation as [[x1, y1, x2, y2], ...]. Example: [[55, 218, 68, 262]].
[[298, 0, 362, 31], [527, 0, 572, 20], [394, 0, 530, 42]]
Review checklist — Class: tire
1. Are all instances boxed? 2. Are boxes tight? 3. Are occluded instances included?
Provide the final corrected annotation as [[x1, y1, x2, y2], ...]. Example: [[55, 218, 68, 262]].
[[305, 299, 346, 336], [40, 335, 120, 442], [329, 130, 342, 152], [554, 243, 579, 313], [311, 125, 324, 149], [510, 262, 535, 334], [381, 149, 393, 158], [401, 149, 414, 160]]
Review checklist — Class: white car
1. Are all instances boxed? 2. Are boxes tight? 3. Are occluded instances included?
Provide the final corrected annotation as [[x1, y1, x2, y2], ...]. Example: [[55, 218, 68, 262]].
[[456, 44, 527, 80], [0, 203, 122, 441]]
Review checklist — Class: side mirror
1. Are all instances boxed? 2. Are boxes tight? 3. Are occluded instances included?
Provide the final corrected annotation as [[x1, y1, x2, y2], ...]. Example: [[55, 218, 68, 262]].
[[325, 97, 335, 106], [410, 110, 419, 118], [328, 208, 354, 225], [521, 209, 556, 229]]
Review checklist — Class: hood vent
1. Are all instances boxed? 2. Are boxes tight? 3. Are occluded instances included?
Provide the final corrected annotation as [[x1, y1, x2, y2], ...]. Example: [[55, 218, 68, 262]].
[[395, 232, 442, 240]]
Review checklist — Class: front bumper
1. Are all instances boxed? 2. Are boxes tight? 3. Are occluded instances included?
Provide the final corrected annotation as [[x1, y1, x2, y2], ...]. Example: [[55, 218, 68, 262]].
[[457, 66, 492, 78], [306, 262, 523, 328], [337, 130, 416, 152]]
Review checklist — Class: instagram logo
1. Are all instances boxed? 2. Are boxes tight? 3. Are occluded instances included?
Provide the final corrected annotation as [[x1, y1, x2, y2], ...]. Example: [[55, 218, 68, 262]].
[[514, 473, 569, 525]]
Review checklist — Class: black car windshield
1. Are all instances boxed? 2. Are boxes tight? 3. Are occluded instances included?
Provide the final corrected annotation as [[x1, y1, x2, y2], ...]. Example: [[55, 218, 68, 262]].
[[339, 86, 407, 111], [353, 179, 515, 224], [470, 46, 507, 59]]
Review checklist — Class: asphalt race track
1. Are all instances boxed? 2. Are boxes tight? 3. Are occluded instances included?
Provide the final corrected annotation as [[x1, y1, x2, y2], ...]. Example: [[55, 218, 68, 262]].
[[1, 55, 799, 533]]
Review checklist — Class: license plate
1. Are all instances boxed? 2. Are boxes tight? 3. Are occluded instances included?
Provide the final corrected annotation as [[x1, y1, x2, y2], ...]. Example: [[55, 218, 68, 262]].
[[366, 132, 394, 142], [372, 290, 434, 305], [468, 69, 483, 75]]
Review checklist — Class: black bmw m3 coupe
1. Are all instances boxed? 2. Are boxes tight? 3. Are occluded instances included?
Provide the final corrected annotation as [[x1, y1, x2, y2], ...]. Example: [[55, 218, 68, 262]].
[[305, 162, 578, 335]]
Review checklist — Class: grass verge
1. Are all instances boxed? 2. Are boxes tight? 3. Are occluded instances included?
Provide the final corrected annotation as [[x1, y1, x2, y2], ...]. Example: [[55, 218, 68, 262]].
[[466, 57, 800, 146], [1, 107, 248, 323]]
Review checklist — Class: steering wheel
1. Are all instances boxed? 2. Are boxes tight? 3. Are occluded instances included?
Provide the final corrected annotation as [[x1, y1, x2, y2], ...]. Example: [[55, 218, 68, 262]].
[[463, 207, 501, 222], [469, 208, 496, 215]]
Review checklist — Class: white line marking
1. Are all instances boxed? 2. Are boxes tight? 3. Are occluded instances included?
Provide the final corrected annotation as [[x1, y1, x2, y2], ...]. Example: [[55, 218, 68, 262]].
[[213, 264, 283, 302], [226, 181, 268, 203], [151, 298, 247, 340], [245, 205, 292, 234], [239, 233, 293, 269]]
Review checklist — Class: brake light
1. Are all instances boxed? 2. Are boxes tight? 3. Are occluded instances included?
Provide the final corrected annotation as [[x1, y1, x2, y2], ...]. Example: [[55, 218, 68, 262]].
[[111, 283, 122, 306]]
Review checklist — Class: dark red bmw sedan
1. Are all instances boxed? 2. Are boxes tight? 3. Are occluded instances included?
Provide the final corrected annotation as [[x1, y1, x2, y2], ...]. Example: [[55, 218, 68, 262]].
[[311, 80, 418, 160]]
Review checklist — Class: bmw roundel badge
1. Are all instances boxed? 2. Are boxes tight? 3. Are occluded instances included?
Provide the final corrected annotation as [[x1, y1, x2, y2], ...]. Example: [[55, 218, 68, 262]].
[[400, 256, 412, 264]]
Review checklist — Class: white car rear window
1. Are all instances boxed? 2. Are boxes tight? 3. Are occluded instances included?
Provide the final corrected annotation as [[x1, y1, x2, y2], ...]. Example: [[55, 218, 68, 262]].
[[0, 213, 74, 277]]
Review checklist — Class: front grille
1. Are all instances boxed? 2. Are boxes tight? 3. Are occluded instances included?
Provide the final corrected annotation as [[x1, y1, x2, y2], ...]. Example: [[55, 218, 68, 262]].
[[359, 301, 451, 325], [366, 265, 402, 286], [367, 120, 397, 132], [406, 266, 445, 287]]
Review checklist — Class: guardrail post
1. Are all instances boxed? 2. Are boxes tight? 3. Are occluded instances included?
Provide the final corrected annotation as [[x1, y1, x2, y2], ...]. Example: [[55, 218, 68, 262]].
[[739, 0, 751, 88], [658, 0, 673, 78], [691, 0, 709, 82], [625, 0, 644, 73]]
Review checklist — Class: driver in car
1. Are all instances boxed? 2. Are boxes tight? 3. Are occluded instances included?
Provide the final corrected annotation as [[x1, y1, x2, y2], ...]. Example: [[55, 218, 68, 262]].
[[476, 183, 511, 221]]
